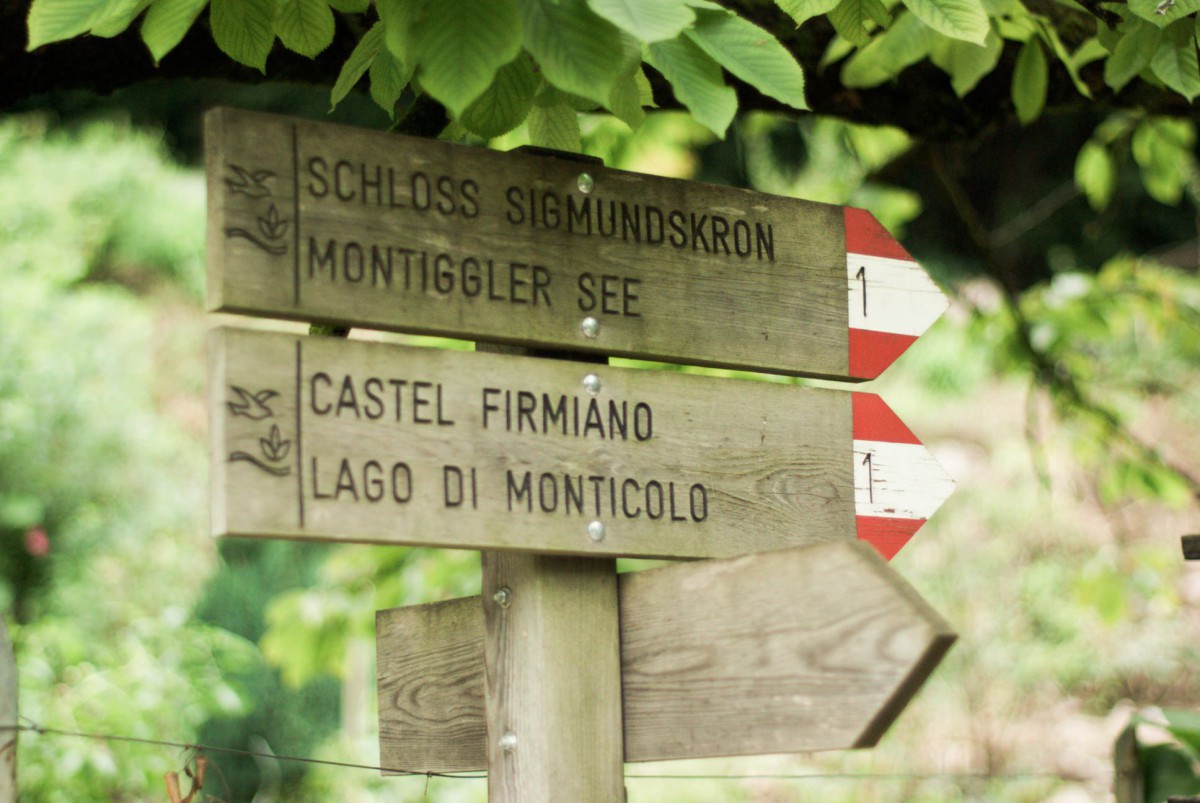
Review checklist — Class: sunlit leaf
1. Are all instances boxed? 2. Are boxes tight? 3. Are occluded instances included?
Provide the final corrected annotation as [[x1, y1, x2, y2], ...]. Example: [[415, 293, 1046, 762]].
[[841, 10, 935, 88], [460, 54, 540, 138], [414, 0, 522, 116], [210, 0, 274, 72], [528, 99, 582, 150], [330, 20, 384, 108], [274, 0, 335, 57], [1074, 140, 1115, 211], [685, 8, 808, 110], [141, 0, 208, 62], [829, 0, 891, 47], [901, 0, 988, 44], [930, 25, 1002, 96], [522, 0, 625, 106], [646, 35, 738, 136], [1012, 38, 1047, 124], [586, 0, 695, 42]]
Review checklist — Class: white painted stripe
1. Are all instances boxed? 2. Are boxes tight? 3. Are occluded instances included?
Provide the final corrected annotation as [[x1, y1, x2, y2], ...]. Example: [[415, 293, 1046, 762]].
[[846, 253, 949, 337], [853, 439, 955, 521]]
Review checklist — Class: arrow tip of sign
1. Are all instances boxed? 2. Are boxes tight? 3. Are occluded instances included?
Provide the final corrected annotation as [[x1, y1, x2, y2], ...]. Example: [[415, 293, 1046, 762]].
[[844, 208, 950, 381]]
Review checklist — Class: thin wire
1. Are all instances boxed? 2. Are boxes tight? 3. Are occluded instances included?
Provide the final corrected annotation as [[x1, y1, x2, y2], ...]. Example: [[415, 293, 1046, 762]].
[[5, 720, 486, 780], [3, 720, 1074, 785]]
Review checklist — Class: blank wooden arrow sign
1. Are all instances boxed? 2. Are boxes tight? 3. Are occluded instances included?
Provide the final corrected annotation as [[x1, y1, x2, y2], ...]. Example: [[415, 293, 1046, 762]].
[[205, 107, 947, 381], [376, 540, 956, 771], [210, 327, 954, 560]]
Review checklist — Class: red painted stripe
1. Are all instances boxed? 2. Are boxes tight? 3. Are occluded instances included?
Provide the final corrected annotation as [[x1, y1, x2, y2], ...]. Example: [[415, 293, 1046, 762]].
[[857, 516, 925, 560], [848, 328, 918, 380], [844, 207, 912, 261], [852, 392, 921, 444]]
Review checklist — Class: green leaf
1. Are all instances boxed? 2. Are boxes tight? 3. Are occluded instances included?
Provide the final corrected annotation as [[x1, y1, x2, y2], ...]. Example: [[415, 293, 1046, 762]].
[[274, 0, 334, 57], [90, 0, 150, 37], [829, 0, 891, 47], [1163, 709, 1200, 758], [459, 54, 540, 138], [776, 0, 840, 27], [210, 0, 275, 71], [636, 65, 657, 107], [330, 20, 384, 108], [369, 47, 411, 117], [521, 0, 625, 105], [931, 26, 1002, 96], [1142, 744, 1200, 803], [586, 0, 694, 43], [841, 10, 935, 88], [685, 9, 808, 110], [646, 35, 738, 136], [1074, 141, 1115, 211], [1132, 118, 1195, 203], [1035, 20, 1092, 98], [1105, 18, 1164, 90], [27, 0, 109, 49], [901, 0, 988, 44], [527, 101, 582, 151], [1150, 19, 1200, 101], [1129, 0, 1200, 29], [376, 0, 423, 69], [413, 0, 522, 116], [140, 0, 208, 62], [327, 0, 369, 11], [1012, 38, 1047, 124], [608, 68, 646, 129]]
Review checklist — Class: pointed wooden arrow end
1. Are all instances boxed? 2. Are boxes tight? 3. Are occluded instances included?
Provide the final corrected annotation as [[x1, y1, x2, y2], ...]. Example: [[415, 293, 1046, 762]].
[[853, 393, 956, 559], [850, 542, 957, 747], [845, 208, 950, 381]]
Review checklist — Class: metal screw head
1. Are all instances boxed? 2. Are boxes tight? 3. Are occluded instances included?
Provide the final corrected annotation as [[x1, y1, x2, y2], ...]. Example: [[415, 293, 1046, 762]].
[[580, 316, 600, 338], [499, 731, 517, 752], [582, 373, 601, 396], [587, 520, 606, 541], [493, 587, 511, 608], [577, 173, 594, 194]]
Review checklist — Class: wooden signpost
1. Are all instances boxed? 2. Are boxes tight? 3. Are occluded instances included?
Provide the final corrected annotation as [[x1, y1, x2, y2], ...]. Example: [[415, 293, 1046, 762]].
[[210, 327, 954, 560], [203, 106, 957, 802], [376, 540, 955, 772], [205, 107, 947, 381]]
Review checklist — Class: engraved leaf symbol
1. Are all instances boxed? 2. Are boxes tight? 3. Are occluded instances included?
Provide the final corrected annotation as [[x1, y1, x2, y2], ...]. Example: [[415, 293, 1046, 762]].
[[260, 424, 291, 462], [258, 204, 290, 240]]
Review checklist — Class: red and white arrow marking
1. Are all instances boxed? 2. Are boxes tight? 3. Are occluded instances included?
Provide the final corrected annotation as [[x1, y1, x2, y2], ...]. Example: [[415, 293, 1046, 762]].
[[845, 208, 949, 381], [853, 393, 955, 560]]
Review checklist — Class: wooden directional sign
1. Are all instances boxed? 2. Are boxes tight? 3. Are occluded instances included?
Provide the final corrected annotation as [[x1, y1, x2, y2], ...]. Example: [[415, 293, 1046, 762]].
[[205, 107, 947, 381], [210, 327, 953, 560], [376, 540, 956, 771]]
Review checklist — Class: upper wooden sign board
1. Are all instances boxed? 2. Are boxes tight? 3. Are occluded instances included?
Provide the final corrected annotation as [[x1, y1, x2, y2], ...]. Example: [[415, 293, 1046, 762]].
[[210, 327, 954, 560], [205, 107, 947, 381]]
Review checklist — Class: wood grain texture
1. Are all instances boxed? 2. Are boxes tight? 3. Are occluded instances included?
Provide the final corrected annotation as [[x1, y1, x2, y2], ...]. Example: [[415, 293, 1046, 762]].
[[375, 541, 955, 770], [482, 553, 624, 802], [205, 106, 852, 379], [209, 326, 856, 560], [376, 597, 486, 774]]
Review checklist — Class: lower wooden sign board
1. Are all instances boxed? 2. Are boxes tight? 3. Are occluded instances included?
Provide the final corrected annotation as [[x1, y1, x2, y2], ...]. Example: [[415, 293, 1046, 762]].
[[376, 540, 956, 770], [210, 327, 953, 560]]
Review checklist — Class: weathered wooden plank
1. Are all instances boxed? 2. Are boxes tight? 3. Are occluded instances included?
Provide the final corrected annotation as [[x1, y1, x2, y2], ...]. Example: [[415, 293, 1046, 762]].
[[376, 597, 486, 774], [210, 327, 952, 559], [375, 540, 956, 770], [211, 327, 952, 559], [481, 553, 624, 802], [205, 107, 946, 380]]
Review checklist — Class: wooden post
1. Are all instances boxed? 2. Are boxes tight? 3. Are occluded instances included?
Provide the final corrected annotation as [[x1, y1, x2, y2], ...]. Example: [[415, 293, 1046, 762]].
[[1114, 722, 1143, 803], [478, 343, 624, 803], [0, 615, 16, 803]]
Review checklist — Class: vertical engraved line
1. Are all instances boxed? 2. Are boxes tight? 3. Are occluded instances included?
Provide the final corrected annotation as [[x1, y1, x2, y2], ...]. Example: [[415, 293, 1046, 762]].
[[291, 124, 301, 306], [295, 339, 306, 529]]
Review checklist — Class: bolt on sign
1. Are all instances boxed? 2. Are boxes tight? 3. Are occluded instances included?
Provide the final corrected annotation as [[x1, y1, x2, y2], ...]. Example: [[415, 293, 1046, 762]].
[[210, 327, 953, 560], [205, 107, 947, 381]]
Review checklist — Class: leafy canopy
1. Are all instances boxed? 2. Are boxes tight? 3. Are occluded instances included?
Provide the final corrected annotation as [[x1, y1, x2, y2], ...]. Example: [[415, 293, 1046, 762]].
[[26, 0, 1200, 143]]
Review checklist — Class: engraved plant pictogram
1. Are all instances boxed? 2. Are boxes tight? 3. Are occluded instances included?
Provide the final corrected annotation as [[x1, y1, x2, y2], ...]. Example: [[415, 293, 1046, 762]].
[[227, 385, 292, 477], [224, 163, 289, 256]]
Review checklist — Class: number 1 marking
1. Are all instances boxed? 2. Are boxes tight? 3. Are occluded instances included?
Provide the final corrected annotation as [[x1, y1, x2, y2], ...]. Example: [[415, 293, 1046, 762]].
[[856, 266, 867, 317], [862, 452, 874, 503]]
